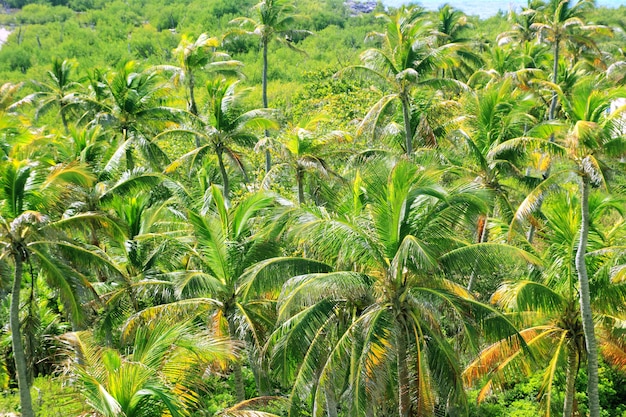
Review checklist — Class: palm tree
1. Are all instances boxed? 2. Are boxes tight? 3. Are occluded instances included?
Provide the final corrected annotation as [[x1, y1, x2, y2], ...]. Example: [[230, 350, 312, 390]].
[[122, 187, 312, 402], [230, 0, 312, 172], [530, 0, 605, 120], [0, 158, 95, 417], [159, 78, 276, 206], [0, 83, 28, 158], [63, 320, 233, 417], [500, 76, 626, 417], [496, 0, 544, 46], [267, 117, 349, 205], [435, 4, 481, 81], [341, 5, 464, 155], [465, 190, 626, 417], [451, 79, 540, 291], [245, 160, 536, 416], [86, 186, 189, 344], [12, 58, 83, 134], [84, 61, 181, 172], [156, 33, 243, 118]]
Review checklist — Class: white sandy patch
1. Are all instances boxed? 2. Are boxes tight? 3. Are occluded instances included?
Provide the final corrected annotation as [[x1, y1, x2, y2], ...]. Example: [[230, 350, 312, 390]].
[[0, 27, 11, 47]]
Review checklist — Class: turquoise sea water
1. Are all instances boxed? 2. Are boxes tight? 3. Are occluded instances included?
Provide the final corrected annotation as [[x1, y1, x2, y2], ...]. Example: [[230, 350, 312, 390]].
[[381, 0, 626, 18]]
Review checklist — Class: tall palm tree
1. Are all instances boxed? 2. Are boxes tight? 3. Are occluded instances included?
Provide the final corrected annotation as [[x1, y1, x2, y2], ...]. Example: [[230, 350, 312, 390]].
[[158, 78, 276, 206], [0, 158, 95, 417], [434, 4, 481, 81], [12, 58, 83, 134], [156, 33, 243, 118], [496, 0, 544, 46], [451, 79, 540, 291], [341, 5, 464, 155], [501, 76, 626, 417], [230, 0, 311, 173], [245, 160, 536, 416], [530, 0, 605, 120], [465, 190, 626, 417]]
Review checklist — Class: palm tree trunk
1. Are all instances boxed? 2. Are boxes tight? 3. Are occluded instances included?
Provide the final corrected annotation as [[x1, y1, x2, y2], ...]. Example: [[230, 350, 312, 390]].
[[10, 251, 35, 417], [188, 69, 198, 116], [216, 146, 230, 206], [401, 94, 413, 156], [575, 176, 600, 417], [262, 39, 271, 173], [396, 326, 411, 417], [60, 106, 69, 135], [228, 318, 246, 402], [549, 39, 559, 121], [123, 128, 134, 171], [262, 40, 268, 109], [467, 213, 489, 292], [562, 344, 578, 417], [296, 168, 305, 205], [528, 39, 560, 244], [187, 70, 202, 148]]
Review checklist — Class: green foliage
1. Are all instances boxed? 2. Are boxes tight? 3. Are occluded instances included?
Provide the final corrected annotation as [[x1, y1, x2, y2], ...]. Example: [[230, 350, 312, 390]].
[[0, 377, 86, 416], [1, 1, 626, 417]]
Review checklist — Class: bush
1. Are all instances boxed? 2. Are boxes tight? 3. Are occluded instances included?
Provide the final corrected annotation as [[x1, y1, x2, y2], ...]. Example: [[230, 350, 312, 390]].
[[0, 48, 32, 73]]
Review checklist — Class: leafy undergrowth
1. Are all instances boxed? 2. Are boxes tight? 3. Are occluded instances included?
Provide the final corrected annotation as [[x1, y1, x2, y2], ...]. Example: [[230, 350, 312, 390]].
[[0, 377, 86, 417]]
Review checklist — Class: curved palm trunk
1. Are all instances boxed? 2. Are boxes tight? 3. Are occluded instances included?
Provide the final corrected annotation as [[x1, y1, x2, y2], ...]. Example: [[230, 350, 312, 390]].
[[262, 40, 271, 173], [216, 146, 230, 206], [562, 344, 578, 417], [10, 251, 35, 417], [396, 325, 411, 417], [400, 94, 413, 156], [575, 176, 600, 417]]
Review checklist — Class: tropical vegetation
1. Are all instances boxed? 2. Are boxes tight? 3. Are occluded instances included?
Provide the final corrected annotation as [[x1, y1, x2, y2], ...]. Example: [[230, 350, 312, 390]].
[[1, 0, 626, 416]]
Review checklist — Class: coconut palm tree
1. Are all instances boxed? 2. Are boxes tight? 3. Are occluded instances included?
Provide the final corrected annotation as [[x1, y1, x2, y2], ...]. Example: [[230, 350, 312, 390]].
[[451, 79, 540, 291], [230, 0, 312, 173], [499, 75, 626, 417], [465, 190, 626, 417], [434, 4, 481, 81], [243, 160, 537, 416], [159, 78, 276, 206], [0, 83, 28, 158], [496, 0, 544, 46], [12, 58, 84, 134], [122, 187, 322, 402], [530, 0, 606, 120], [156, 33, 243, 118], [63, 320, 233, 417], [84, 61, 181, 172], [266, 117, 349, 205], [0, 157, 95, 417], [340, 5, 464, 156]]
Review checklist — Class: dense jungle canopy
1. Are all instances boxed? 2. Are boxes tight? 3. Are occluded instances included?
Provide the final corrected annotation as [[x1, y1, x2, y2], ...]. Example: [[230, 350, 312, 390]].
[[1, 0, 626, 416]]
